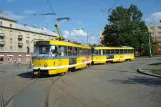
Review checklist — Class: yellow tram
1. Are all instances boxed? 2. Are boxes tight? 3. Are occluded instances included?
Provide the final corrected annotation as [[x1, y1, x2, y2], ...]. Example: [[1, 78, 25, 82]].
[[91, 47, 134, 64], [32, 40, 91, 76]]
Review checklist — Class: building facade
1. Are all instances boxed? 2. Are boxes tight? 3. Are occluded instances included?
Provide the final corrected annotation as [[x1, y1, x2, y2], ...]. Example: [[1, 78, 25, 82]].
[[148, 25, 161, 55], [0, 10, 57, 63], [99, 31, 104, 45]]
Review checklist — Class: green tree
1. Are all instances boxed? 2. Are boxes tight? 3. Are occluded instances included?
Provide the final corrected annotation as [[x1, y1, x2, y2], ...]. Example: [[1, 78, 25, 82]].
[[103, 4, 153, 56]]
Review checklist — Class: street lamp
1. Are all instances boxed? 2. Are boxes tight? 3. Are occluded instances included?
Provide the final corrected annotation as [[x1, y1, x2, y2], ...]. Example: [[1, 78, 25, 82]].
[[148, 32, 152, 57], [146, 22, 154, 57]]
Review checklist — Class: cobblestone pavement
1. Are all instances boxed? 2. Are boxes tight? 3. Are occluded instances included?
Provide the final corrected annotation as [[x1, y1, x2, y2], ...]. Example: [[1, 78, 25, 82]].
[[48, 58, 161, 107], [0, 64, 35, 103]]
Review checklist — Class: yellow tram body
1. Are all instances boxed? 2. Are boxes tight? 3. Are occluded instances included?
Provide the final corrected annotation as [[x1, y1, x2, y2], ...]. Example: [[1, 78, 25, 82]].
[[32, 40, 91, 76], [92, 47, 134, 64]]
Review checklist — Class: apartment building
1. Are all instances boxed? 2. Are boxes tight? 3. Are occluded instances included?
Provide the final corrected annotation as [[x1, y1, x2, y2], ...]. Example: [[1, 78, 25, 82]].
[[0, 10, 57, 63], [99, 31, 104, 45], [148, 25, 161, 54]]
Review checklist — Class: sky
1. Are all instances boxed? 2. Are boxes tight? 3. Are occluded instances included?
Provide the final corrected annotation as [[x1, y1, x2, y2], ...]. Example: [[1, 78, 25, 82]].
[[1, 0, 161, 44]]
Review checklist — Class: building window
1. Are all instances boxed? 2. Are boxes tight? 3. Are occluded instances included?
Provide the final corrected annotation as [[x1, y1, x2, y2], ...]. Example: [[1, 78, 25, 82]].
[[10, 38, 13, 43], [150, 27, 154, 30], [158, 37, 161, 41], [10, 24, 12, 28], [0, 46, 3, 50], [0, 21, 2, 26], [158, 26, 161, 30], [10, 46, 12, 50], [151, 32, 154, 35], [152, 37, 154, 40], [26, 40, 29, 44], [158, 32, 161, 35]]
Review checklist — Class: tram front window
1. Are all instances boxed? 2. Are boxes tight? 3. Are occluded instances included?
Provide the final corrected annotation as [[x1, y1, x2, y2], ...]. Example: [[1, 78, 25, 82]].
[[34, 45, 50, 56], [34, 45, 57, 57]]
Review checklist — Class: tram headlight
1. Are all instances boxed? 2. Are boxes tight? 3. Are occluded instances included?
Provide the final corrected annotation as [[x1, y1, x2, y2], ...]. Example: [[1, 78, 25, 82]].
[[44, 63, 48, 67]]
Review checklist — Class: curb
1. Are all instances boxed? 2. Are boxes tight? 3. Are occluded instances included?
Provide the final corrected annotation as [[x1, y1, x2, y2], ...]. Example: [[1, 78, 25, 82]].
[[137, 66, 161, 78]]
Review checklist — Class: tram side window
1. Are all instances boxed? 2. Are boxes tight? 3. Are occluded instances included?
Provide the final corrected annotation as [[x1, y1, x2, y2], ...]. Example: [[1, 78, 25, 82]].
[[98, 50, 100, 55], [111, 49, 114, 54], [128, 49, 131, 53], [100, 50, 103, 55], [81, 49, 84, 55], [88, 49, 90, 55], [107, 50, 110, 54], [124, 49, 127, 54], [59, 46, 64, 56], [84, 49, 88, 55], [103, 50, 106, 55], [82, 49, 85, 55], [132, 49, 134, 53], [64, 47, 67, 56], [94, 50, 98, 55], [78, 48, 82, 55], [85, 49, 87, 55], [73, 47, 78, 56], [120, 49, 123, 54], [58, 46, 68, 56], [68, 47, 72, 56], [115, 49, 119, 54]]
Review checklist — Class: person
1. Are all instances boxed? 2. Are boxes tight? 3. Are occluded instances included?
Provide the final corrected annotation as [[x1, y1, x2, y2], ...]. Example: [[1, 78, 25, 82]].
[[14, 60, 16, 64], [18, 57, 21, 69], [49, 46, 57, 57]]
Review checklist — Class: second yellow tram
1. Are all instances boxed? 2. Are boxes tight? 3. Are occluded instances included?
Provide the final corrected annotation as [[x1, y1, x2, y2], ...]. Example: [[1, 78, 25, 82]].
[[91, 47, 134, 64]]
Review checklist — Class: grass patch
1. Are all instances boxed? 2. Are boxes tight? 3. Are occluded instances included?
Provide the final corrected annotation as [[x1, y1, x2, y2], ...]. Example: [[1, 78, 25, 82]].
[[151, 69, 161, 75]]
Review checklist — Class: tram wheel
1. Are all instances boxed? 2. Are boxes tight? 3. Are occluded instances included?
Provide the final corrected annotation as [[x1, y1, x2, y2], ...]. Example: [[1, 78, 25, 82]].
[[70, 67, 75, 72]]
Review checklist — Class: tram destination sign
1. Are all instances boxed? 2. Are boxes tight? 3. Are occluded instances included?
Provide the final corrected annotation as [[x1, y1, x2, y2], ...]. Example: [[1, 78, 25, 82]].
[[36, 41, 49, 45]]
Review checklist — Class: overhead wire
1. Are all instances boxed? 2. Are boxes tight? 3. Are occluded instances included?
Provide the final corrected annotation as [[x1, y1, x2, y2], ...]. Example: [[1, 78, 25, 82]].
[[46, 0, 56, 14]]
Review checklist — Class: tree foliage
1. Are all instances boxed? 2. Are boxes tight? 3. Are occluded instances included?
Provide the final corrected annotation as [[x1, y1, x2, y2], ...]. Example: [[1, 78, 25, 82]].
[[103, 4, 153, 55]]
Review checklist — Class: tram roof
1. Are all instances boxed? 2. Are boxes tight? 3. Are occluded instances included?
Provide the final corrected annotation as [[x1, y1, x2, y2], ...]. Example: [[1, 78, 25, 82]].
[[34, 40, 91, 49], [94, 47, 134, 50]]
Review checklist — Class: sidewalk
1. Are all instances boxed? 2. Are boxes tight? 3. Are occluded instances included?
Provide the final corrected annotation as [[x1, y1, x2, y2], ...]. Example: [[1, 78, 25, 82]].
[[0, 64, 35, 106], [137, 63, 161, 78]]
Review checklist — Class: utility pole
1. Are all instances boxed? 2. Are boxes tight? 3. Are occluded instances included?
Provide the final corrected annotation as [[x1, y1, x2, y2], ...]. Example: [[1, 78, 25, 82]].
[[149, 32, 152, 57], [87, 33, 88, 45]]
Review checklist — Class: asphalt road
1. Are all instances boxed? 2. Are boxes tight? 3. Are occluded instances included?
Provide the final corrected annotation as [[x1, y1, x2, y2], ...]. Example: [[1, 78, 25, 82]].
[[6, 57, 161, 107], [48, 58, 161, 107]]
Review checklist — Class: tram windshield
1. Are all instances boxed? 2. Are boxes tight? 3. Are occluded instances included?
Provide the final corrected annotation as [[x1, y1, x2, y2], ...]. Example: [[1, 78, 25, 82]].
[[34, 45, 57, 56]]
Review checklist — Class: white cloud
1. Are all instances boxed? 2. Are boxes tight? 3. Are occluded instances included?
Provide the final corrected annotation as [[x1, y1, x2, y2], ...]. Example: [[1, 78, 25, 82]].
[[24, 10, 36, 14], [63, 30, 98, 44], [7, 0, 15, 3], [70, 29, 87, 36], [3, 10, 25, 20], [145, 12, 161, 25], [63, 30, 70, 39]]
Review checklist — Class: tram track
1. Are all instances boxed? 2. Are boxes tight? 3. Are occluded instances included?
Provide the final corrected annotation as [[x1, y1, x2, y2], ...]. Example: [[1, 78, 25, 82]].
[[44, 72, 71, 107], [5, 77, 37, 107]]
